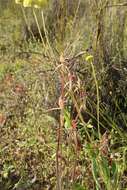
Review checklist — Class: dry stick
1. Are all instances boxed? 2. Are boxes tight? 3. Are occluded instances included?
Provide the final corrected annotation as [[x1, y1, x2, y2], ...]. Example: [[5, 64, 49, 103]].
[[65, 31, 83, 57], [107, 3, 127, 7], [69, 91, 92, 142], [32, 9, 46, 48], [56, 70, 65, 190], [33, 9, 57, 67], [41, 11, 56, 62], [56, 121, 62, 190], [71, 0, 81, 30], [56, 62, 71, 189], [21, 6, 36, 41], [41, 11, 49, 44], [64, 0, 81, 55]]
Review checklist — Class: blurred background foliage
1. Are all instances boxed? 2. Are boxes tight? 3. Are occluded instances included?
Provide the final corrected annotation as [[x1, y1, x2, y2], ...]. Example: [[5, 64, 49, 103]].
[[0, 0, 127, 189]]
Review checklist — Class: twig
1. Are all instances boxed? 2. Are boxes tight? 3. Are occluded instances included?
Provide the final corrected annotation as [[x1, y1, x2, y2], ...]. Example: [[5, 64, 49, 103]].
[[107, 3, 127, 8], [65, 51, 86, 62]]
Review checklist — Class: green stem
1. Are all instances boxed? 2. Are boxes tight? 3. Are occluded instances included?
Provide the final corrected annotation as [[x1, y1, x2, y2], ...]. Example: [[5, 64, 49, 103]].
[[90, 61, 100, 139]]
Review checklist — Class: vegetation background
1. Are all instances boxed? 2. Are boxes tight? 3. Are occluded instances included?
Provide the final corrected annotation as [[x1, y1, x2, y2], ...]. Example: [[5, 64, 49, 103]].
[[0, 0, 127, 190]]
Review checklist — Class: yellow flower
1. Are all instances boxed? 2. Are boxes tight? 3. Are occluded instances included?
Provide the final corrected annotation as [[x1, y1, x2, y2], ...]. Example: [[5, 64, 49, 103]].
[[23, 0, 34, 7], [15, 0, 23, 4], [85, 55, 94, 62], [15, 0, 48, 8], [34, 0, 48, 8]]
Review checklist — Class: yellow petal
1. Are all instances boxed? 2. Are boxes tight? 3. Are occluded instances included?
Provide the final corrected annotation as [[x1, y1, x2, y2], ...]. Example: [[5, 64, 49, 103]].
[[34, 0, 48, 8], [15, 0, 23, 4], [23, 0, 34, 7], [85, 55, 93, 62]]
